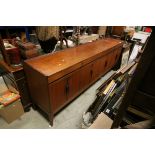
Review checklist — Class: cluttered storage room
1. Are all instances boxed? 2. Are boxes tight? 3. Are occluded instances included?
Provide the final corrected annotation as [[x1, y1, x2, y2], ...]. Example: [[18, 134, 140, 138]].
[[0, 26, 154, 129]]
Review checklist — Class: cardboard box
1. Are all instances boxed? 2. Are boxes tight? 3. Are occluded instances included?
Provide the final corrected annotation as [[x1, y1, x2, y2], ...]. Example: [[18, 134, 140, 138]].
[[0, 91, 20, 106], [0, 99, 24, 123], [89, 112, 113, 129]]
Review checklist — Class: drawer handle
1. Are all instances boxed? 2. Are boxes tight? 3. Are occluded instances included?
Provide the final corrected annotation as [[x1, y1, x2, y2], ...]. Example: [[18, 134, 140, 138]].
[[90, 70, 93, 77], [65, 82, 69, 95], [104, 61, 108, 68], [115, 54, 118, 60]]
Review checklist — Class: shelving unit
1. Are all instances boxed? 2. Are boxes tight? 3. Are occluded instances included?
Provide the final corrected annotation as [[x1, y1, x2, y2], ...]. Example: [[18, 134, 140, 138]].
[[0, 26, 35, 41], [112, 27, 155, 129]]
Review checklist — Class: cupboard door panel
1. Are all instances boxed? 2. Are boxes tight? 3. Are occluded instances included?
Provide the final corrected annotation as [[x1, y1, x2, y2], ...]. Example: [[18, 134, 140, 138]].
[[103, 55, 110, 73], [67, 71, 80, 101], [79, 63, 92, 91], [109, 52, 115, 69], [97, 53, 113, 74], [115, 47, 122, 63], [99, 56, 108, 75], [49, 78, 67, 113], [109, 48, 122, 69], [91, 58, 102, 82]]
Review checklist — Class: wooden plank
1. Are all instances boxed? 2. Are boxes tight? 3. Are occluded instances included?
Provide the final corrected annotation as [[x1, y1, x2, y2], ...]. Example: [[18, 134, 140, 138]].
[[125, 119, 153, 129], [127, 106, 152, 119]]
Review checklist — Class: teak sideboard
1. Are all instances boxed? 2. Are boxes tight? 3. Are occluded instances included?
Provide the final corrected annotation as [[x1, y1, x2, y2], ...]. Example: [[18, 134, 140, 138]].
[[23, 38, 123, 125]]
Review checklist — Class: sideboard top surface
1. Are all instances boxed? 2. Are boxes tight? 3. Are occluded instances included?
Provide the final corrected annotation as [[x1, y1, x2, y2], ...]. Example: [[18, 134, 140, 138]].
[[24, 38, 123, 78]]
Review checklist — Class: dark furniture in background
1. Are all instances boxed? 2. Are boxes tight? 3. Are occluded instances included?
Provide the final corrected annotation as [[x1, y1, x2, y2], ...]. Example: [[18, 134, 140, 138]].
[[0, 60, 31, 111], [0, 26, 35, 41], [0, 37, 10, 65], [112, 26, 125, 37], [24, 38, 123, 125], [106, 26, 125, 38], [112, 27, 155, 128]]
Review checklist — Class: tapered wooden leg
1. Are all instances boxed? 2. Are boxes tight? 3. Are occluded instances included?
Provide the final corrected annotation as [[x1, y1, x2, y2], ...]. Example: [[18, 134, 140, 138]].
[[24, 107, 31, 112], [49, 113, 53, 126], [32, 103, 37, 110]]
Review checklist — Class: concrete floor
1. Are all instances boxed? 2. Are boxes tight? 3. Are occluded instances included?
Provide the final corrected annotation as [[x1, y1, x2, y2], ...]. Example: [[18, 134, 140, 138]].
[[0, 71, 114, 129]]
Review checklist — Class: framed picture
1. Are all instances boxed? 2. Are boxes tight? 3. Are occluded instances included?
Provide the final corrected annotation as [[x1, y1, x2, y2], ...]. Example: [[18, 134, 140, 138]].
[[120, 49, 130, 68]]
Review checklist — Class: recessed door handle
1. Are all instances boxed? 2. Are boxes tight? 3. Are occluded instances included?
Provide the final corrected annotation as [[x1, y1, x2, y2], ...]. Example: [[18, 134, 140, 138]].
[[104, 61, 108, 68], [115, 54, 118, 60], [90, 70, 93, 77], [65, 82, 69, 95]]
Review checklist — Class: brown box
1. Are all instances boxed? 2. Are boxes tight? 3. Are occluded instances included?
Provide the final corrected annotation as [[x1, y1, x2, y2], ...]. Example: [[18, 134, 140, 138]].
[[0, 99, 24, 123], [24, 48, 39, 59], [89, 112, 113, 129]]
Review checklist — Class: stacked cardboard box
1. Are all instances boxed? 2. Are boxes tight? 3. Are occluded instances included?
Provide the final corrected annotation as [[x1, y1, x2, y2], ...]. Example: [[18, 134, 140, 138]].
[[0, 91, 24, 123]]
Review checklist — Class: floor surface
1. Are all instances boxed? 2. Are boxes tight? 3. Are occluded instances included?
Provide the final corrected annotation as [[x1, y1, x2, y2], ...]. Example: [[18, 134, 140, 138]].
[[0, 71, 114, 129]]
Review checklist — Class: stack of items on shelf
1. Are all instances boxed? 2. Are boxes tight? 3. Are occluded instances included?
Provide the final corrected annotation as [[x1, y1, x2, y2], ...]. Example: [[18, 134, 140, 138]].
[[29, 33, 39, 45], [0, 91, 24, 123], [2, 39, 22, 67], [78, 34, 99, 44], [17, 42, 41, 59], [0, 35, 42, 69]]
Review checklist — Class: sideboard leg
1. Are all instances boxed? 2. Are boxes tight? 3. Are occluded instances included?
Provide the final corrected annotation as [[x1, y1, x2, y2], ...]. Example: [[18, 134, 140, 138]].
[[49, 114, 53, 126], [32, 103, 37, 110]]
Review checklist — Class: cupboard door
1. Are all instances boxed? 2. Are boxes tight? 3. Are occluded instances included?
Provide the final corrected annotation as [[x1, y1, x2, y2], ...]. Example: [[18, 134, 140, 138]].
[[109, 48, 122, 69], [67, 70, 80, 102], [79, 63, 92, 92], [49, 78, 67, 113], [109, 52, 115, 69], [115, 47, 122, 63], [103, 54, 111, 73], [99, 56, 108, 75], [112, 49, 119, 66], [91, 58, 103, 82]]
